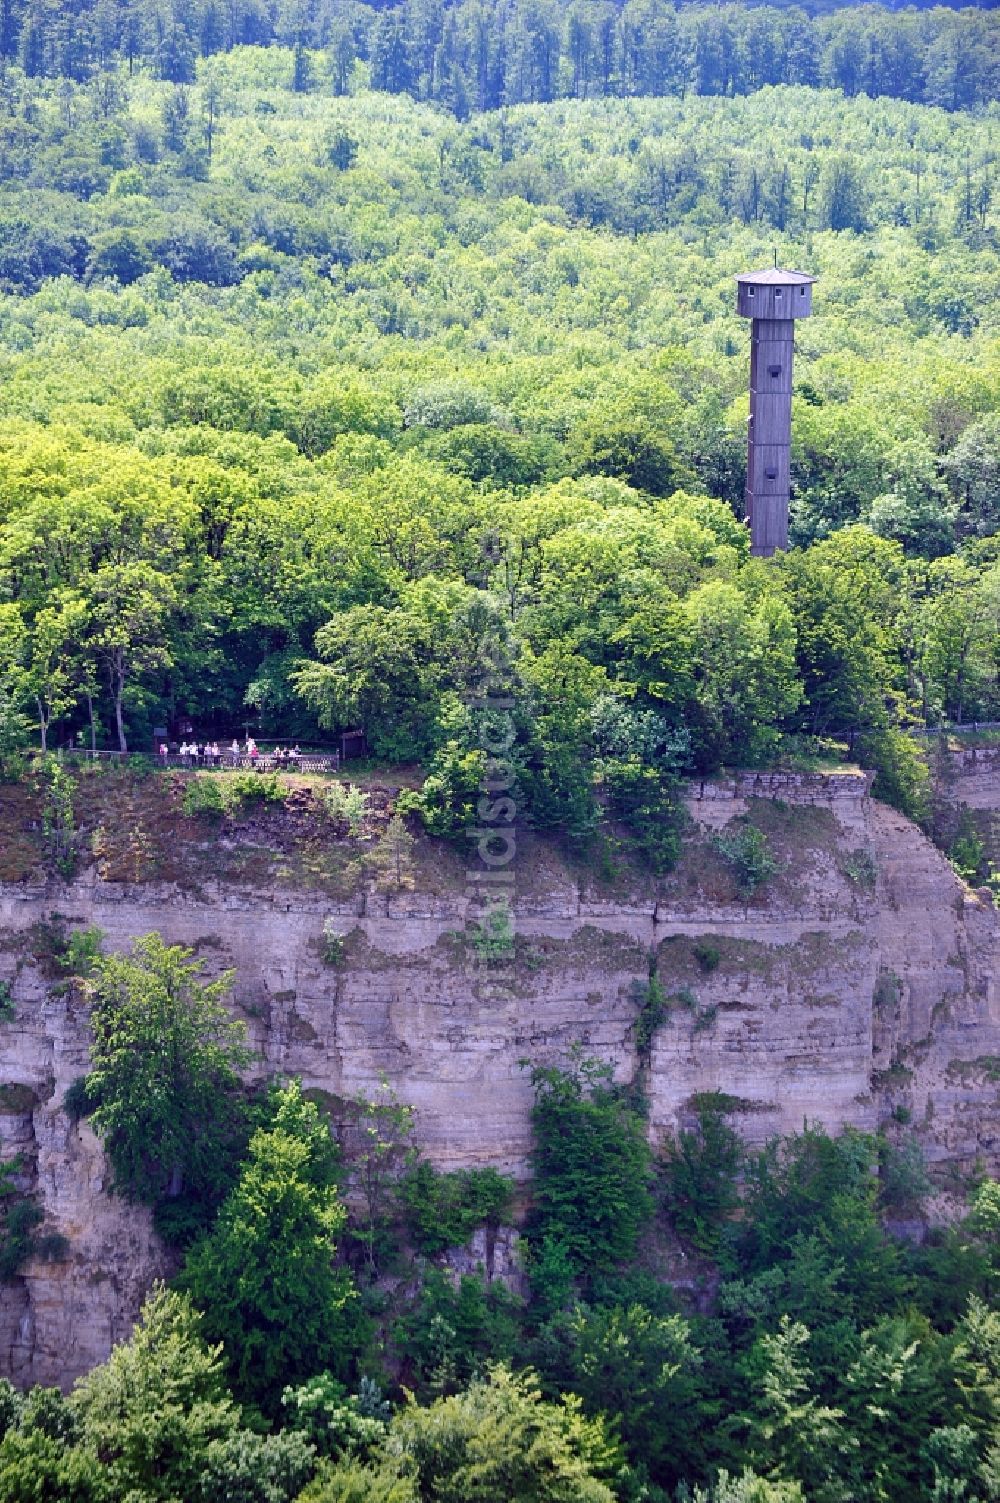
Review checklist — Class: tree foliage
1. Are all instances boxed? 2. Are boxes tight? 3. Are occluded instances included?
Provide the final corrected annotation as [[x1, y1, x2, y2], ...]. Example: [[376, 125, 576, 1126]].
[[179, 1081, 359, 1413], [0, 61, 997, 840], [525, 1057, 653, 1284], [71, 1285, 241, 1501], [85, 933, 251, 1220]]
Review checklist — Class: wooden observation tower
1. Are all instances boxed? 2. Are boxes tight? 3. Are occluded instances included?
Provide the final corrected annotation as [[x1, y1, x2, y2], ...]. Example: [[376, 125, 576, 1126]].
[[736, 267, 815, 558]]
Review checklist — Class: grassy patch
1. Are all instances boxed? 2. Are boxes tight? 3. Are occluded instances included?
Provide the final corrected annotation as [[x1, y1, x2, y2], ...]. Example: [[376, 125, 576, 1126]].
[[685, 1090, 778, 1115], [655, 799, 842, 907]]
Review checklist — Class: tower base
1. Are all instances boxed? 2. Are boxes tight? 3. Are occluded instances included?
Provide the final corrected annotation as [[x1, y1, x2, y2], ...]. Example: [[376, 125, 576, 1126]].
[[746, 493, 789, 558]]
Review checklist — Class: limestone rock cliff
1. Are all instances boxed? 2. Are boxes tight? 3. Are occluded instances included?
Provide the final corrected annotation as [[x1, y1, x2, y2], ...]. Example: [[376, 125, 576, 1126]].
[[0, 768, 998, 1387]]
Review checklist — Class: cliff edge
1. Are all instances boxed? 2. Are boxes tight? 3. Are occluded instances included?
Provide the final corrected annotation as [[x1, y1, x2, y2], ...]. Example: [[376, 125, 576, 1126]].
[[0, 766, 998, 1386]]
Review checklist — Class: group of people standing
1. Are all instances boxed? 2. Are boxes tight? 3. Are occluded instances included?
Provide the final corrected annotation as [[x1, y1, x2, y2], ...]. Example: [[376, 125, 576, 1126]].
[[167, 740, 225, 765], [157, 738, 304, 766]]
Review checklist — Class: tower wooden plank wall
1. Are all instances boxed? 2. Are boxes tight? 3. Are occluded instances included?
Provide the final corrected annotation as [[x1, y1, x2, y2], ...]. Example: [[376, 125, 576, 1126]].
[[736, 268, 815, 558]]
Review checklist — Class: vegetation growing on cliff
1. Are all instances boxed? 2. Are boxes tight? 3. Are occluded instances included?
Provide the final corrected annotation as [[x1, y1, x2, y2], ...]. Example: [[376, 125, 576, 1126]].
[[525, 1055, 654, 1283], [0, 1158, 43, 1281], [399, 1162, 513, 1258], [71, 945, 1000, 1498], [3, 0, 1000, 1493], [84, 934, 253, 1237], [179, 1082, 358, 1415], [16, 1031, 1000, 1501]]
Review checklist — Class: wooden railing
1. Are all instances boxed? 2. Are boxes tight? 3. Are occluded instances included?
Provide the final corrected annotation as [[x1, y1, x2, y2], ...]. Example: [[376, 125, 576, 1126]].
[[53, 749, 342, 774]]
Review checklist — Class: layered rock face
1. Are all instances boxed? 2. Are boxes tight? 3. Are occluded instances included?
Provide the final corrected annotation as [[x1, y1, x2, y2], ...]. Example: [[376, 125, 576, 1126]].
[[937, 744, 1000, 818], [933, 743, 1000, 872], [0, 769, 998, 1387]]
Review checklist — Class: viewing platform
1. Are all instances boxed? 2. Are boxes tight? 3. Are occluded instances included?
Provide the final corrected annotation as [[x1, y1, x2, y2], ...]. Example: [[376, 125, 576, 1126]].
[[49, 749, 343, 775]]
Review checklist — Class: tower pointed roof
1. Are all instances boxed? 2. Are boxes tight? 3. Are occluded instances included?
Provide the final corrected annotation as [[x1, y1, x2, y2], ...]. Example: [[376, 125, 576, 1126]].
[[735, 268, 816, 286]]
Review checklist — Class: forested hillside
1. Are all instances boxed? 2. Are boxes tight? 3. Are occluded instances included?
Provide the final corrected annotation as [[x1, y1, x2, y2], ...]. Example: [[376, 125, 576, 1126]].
[[1, 6, 1000, 1498], [5, 0, 1000, 109], [1, 57, 999, 849]]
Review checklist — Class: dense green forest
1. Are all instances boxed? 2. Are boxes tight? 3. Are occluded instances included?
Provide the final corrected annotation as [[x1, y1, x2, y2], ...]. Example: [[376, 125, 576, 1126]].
[[4, 0, 1000, 109], [1, 5, 1000, 1496], [6, 932, 1000, 1502], [1, 53, 999, 847]]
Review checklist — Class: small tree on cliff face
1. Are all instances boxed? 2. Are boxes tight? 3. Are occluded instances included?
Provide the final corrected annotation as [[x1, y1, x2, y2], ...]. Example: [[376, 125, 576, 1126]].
[[524, 1055, 653, 1287], [180, 1082, 359, 1415], [86, 934, 251, 1218], [370, 814, 416, 891], [342, 1078, 416, 1276]]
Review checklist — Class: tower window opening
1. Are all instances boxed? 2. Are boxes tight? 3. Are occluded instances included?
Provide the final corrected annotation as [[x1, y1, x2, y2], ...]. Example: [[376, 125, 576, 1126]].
[[768, 363, 782, 377]]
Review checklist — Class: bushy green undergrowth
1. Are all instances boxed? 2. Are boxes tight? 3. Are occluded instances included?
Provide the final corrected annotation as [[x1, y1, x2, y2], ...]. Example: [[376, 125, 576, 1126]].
[[27, 935, 1000, 1502], [320, 921, 346, 968], [660, 1106, 744, 1257], [39, 759, 78, 878], [524, 1056, 654, 1287], [694, 941, 722, 972], [84, 934, 253, 1242], [60, 926, 104, 978], [714, 823, 780, 898], [843, 849, 878, 889], [467, 907, 516, 964], [321, 783, 369, 837], [633, 976, 668, 1063], [62, 1074, 97, 1122], [400, 1162, 514, 1258], [949, 810, 989, 885], [0, 1159, 43, 1281], [183, 773, 286, 818]]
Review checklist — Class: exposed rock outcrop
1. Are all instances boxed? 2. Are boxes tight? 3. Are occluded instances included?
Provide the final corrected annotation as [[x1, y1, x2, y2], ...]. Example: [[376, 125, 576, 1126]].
[[0, 768, 997, 1387]]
